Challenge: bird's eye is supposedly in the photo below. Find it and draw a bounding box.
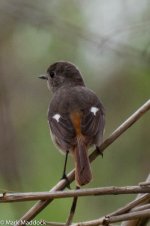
[49,71,55,78]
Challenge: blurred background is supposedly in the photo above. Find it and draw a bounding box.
[0,0,150,223]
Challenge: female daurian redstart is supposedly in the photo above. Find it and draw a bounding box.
[39,61,105,186]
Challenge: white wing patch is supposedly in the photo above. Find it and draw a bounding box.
[52,114,61,122]
[90,106,99,116]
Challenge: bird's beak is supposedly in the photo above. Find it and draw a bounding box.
[38,74,48,80]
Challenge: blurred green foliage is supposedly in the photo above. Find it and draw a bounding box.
[0,0,149,223]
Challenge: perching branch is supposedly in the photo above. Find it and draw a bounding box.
[16,99,150,226]
[1,185,150,203]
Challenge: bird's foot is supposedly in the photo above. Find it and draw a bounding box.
[61,173,71,189]
[96,146,103,158]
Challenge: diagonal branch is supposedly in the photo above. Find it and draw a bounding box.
[16,99,150,226]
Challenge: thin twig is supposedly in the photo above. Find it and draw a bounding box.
[1,186,150,203]
[16,100,150,226]
[139,182,150,187]
[71,193,150,226]
[132,204,150,212]
[66,186,80,226]
[45,210,150,226]
[70,210,150,226]
[46,176,150,226]
[66,196,78,226]
[109,194,150,217]
[45,195,150,226]
[107,209,150,224]
[121,174,150,226]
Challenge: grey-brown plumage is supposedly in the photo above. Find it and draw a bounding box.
[39,61,105,186]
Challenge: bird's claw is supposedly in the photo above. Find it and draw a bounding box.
[61,174,71,189]
[96,146,103,158]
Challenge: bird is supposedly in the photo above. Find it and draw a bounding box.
[39,61,105,187]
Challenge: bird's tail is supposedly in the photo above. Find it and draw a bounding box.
[73,137,92,186]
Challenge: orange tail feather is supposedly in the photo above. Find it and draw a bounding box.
[74,137,92,186]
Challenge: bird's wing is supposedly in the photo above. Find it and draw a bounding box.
[81,103,105,146]
[48,112,76,151]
